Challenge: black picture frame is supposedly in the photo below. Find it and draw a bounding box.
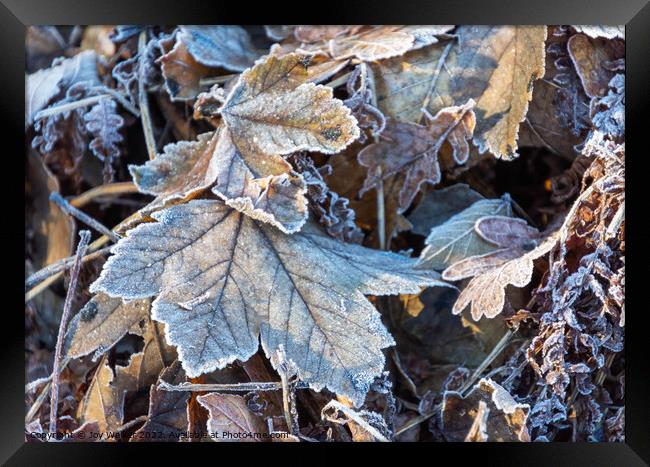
[5,0,648,464]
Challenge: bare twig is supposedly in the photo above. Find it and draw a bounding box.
[158,380,309,392]
[70,182,139,209]
[138,30,157,160]
[49,230,91,435]
[34,95,111,121]
[50,192,121,242]
[25,247,111,291]
[115,415,147,433]
[376,178,386,250]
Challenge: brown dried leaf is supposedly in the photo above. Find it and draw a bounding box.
[372,26,547,159]
[294,26,361,43]
[219,53,360,158]
[567,33,623,98]
[328,27,414,61]
[132,361,189,442]
[358,100,476,211]
[26,151,74,268]
[197,393,267,442]
[64,294,151,359]
[77,357,123,433]
[442,378,530,442]
[447,233,557,320]
[159,39,212,101]
[91,200,446,405]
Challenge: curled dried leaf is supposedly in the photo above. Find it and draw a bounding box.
[197,393,267,442]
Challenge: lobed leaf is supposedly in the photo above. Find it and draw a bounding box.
[91,200,447,405]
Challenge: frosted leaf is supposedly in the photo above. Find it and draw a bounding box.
[567,33,623,99]
[327,27,414,61]
[91,200,447,405]
[129,131,220,201]
[26,50,99,126]
[358,100,476,212]
[197,393,267,441]
[572,25,625,40]
[371,26,547,159]
[159,36,212,101]
[417,196,512,271]
[64,293,151,359]
[448,233,558,320]
[178,26,260,72]
[219,53,360,157]
[209,128,308,234]
[407,184,484,237]
[294,26,361,43]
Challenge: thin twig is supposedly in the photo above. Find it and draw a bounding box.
[376,178,386,250]
[50,192,121,242]
[49,230,91,435]
[325,71,353,89]
[34,94,111,120]
[198,74,239,87]
[138,30,157,161]
[92,86,140,117]
[158,380,309,392]
[25,247,112,291]
[70,182,139,209]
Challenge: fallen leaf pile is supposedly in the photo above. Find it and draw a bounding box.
[25,24,624,443]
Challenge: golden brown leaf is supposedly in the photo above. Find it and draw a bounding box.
[197,393,267,442]
[77,357,123,434]
[372,26,547,159]
[567,33,624,99]
[159,39,212,101]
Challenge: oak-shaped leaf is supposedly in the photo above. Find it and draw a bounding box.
[358,100,476,212]
[218,53,360,158]
[417,196,512,271]
[132,361,189,442]
[91,200,447,405]
[442,378,530,442]
[197,393,267,442]
[443,233,557,321]
[372,26,547,159]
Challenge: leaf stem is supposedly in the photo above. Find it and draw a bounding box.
[138,30,157,161]
[69,182,139,209]
[158,381,309,392]
[49,230,90,435]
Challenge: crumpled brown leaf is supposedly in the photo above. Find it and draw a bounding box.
[91,200,447,405]
[358,100,476,211]
[371,26,547,159]
[442,378,530,442]
[26,151,74,268]
[159,37,212,101]
[197,393,268,442]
